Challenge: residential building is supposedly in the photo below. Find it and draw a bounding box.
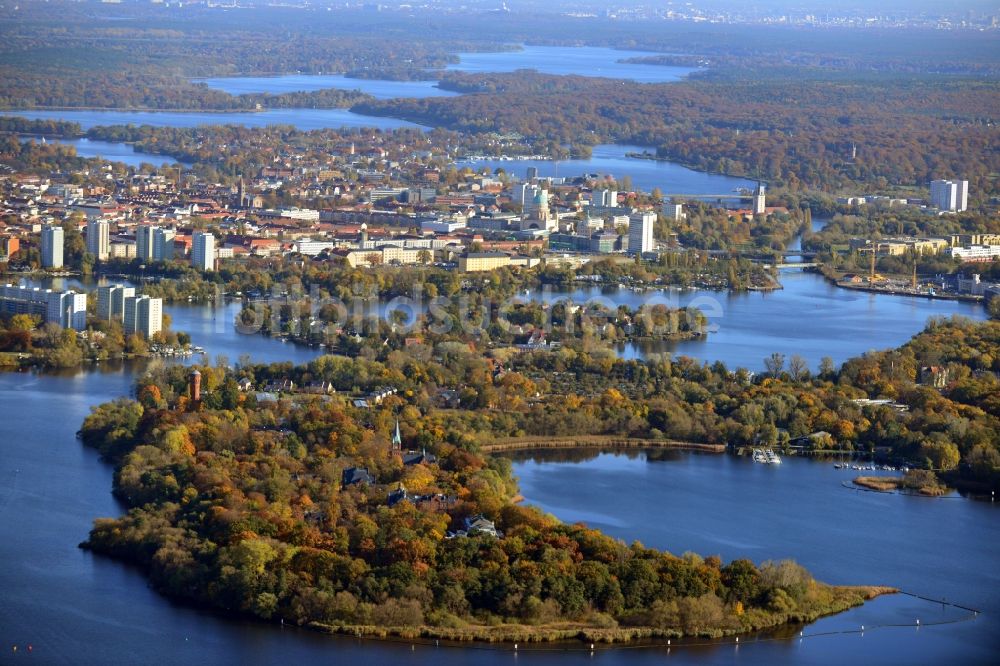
[152,228,176,261]
[0,235,19,260]
[109,241,136,259]
[592,189,618,208]
[950,245,1000,262]
[293,240,336,256]
[849,237,950,257]
[40,225,64,269]
[86,218,110,261]
[0,284,86,330]
[96,284,135,321]
[458,252,512,272]
[930,179,969,212]
[662,203,685,220]
[949,233,1000,247]
[920,366,950,389]
[123,295,163,338]
[420,218,467,234]
[369,187,406,203]
[47,291,88,330]
[191,231,215,271]
[341,246,423,268]
[628,211,656,255]
[135,225,157,261]
[341,467,374,487]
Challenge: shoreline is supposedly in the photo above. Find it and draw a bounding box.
[482,436,725,453]
[814,268,985,304]
[308,585,895,645]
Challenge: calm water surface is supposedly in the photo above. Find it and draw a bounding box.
[445,46,695,82]
[7,108,425,132]
[9,46,691,133]
[535,272,985,371]
[197,74,459,100]
[510,450,999,665]
[198,46,695,99]
[19,136,191,168]
[0,280,994,663]
[458,144,756,197]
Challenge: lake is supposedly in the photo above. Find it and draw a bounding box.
[197,46,695,99]
[25,261,987,373]
[530,272,985,371]
[7,45,694,133]
[196,74,459,100]
[19,135,191,168]
[509,449,999,665]
[445,45,695,82]
[458,144,757,197]
[7,108,425,132]
[0,276,994,664]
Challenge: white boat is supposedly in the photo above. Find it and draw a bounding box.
[752,448,782,464]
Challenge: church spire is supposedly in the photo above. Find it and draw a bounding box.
[392,419,402,451]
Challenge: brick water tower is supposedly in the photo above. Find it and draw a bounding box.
[189,369,201,404]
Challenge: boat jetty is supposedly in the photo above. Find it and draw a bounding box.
[752,448,782,464]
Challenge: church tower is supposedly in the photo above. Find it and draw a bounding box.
[392,419,402,451]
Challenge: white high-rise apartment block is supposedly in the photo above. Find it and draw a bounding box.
[46,291,88,331]
[123,295,162,338]
[86,218,110,261]
[0,284,86,330]
[96,284,136,321]
[41,225,64,269]
[592,190,618,208]
[152,228,176,261]
[662,203,685,220]
[135,225,157,261]
[191,231,215,271]
[930,179,969,212]
[628,211,656,255]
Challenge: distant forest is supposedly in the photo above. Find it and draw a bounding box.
[359,72,1000,197]
[0,2,997,195]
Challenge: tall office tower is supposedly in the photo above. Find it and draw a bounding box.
[628,211,656,256]
[753,183,767,215]
[930,179,969,212]
[152,228,176,261]
[96,284,136,321]
[135,225,158,261]
[191,231,215,271]
[526,166,538,180]
[86,218,110,261]
[41,225,64,269]
[123,295,163,338]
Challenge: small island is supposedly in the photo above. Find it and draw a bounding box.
[854,470,949,496]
